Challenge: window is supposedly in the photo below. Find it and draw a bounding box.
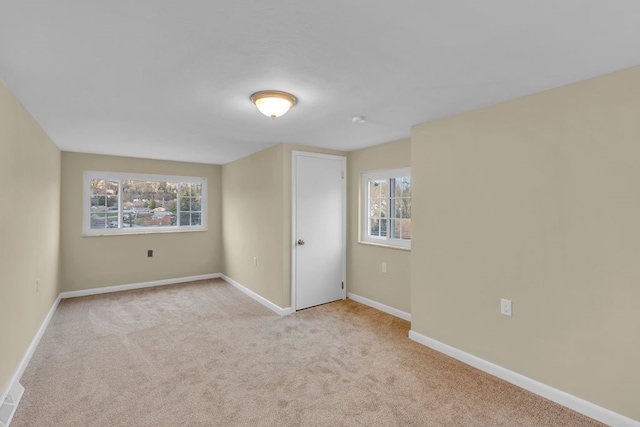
[361,168,411,249]
[83,171,207,236]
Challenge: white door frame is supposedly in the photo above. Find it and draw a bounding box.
[291,150,347,311]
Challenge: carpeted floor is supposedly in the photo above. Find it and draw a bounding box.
[12,279,602,426]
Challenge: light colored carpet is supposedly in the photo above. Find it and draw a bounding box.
[12,279,602,426]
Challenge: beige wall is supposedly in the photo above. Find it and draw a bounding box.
[222,143,344,309]
[222,144,287,306]
[410,66,640,421]
[0,81,61,395]
[347,139,411,313]
[60,152,222,291]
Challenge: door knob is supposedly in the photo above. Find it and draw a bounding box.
[297,239,305,246]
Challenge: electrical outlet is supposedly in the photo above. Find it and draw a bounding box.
[36,279,40,292]
[382,262,387,273]
[253,257,257,267]
[500,298,512,316]
[147,250,153,257]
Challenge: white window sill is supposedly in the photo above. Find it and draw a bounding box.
[82,227,207,237]
[357,240,411,251]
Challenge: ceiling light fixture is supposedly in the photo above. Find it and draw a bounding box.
[251,90,297,119]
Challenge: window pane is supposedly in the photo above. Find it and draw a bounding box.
[192,197,202,212]
[191,183,202,198]
[190,212,202,226]
[369,202,379,218]
[90,179,106,229]
[121,179,177,228]
[378,181,388,197]
[368,179,391,238]
[402,198,411,219]
[180,212,191,226]
[394,199,402,219]
[165,183,178,205]
[395,176,411,196]
[369,180,387,198]
[380,197,388,218]
[122,212,135,228]
[370,218,388,237]
[395,198,412,219]
[178,182,203,227]
[369,218,379,237]
[106,180,119,225]
[397,218,411,240]
[150,210,174,227]
[90,179,119,229]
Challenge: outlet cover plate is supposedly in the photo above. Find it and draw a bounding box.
[501,298,512,316]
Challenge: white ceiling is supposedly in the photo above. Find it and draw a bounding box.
[1,1,639,165]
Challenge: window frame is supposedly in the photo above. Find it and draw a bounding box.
[82,171,207,236]
[360,167,411,249]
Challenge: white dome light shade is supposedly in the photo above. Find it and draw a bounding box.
[251,91,297,119]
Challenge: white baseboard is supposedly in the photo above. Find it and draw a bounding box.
[348,293,411,322]
[0,380,24,427]
[1,272,290,426]
[408,330,639,427]
[0,293,61,425]
[1,273,223,410]
[59,273,222,299]
[221,275,294,316]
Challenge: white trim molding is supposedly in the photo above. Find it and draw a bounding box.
[0,381,24,427]
[3,275,224,418]
[59,273,221,299]
[348,293,411,322]
[0,293,61,426]
[1,272,290,426]
[59,274,295,318]
[222,275,294,316]
[409,330,640,427]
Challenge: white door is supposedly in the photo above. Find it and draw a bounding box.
[293,151,346,310]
